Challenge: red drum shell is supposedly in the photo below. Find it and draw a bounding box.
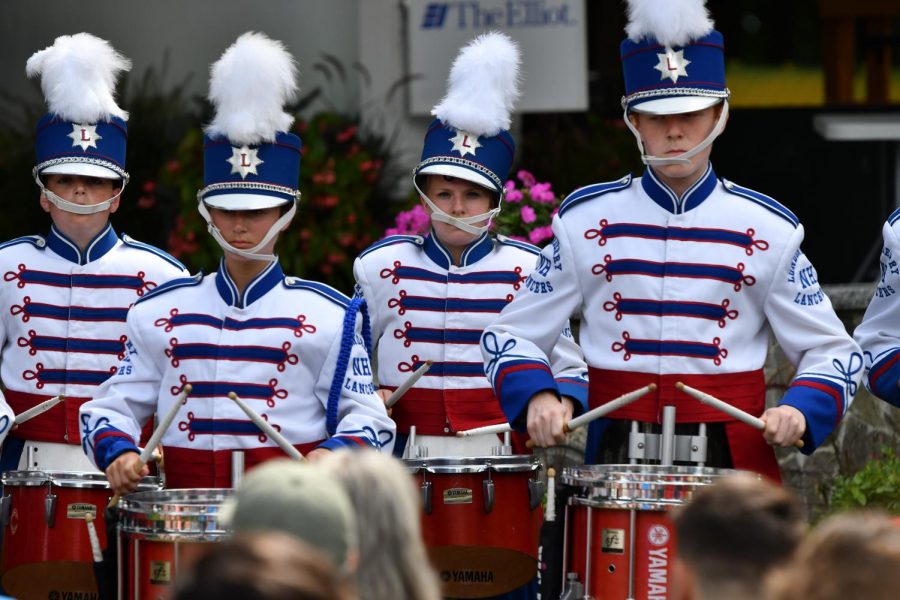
[0,470,160,599]
[562,465,741,600]
[407,455,542,598]
[117,488,233,600]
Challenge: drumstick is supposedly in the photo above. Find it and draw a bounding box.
[85,513,103,562]
[545,467,557,522]
[456,422,512,437]
[108,384,192,508]
[14,395,64,425]
[525,383,657,448]
[228,392,304,461]
[676,382,804,449]
[385,360,433,408]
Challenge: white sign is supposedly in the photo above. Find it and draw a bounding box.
[405,0,588,115]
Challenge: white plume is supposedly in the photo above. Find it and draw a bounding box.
[26,33,131,122]
[432,31,521,137]
[625,0,714,47]
[206,32,298,145]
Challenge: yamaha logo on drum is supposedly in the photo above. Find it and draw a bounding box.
[441,569,496,584]
[47,591,98,600]
[443,487,473,504]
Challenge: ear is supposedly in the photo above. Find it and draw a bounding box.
[39,191,52,214]
[108,196,121,215]
[627,111,641,130]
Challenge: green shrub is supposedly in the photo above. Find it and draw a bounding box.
[828,447,900,515]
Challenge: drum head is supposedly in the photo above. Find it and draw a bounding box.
[404,455,541,475]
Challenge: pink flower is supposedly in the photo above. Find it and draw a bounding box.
[528,226,554,244]
[530,182,556,203]
[517,170,536,187]
[505,181,523,202]
[520,205,536,224]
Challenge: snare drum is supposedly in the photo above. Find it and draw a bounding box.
[0,470,160,599]
[406,455,543,598]
[118,488,233,600]
[561,465,737,600]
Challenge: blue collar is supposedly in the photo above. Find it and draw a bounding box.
[641,163,718,214]
[215,258,284,308]
[422,229,494,269]
[46,223,118,265]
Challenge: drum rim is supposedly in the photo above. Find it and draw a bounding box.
[560,464,744,486]
[403,454,541,474]
[1,469,160,490]
[118,488,234,513]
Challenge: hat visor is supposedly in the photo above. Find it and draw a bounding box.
[630,96,723,115]
[202,193,291,211]
[41,162,123,180]
[417,164,497,194]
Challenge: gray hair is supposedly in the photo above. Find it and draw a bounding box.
[320,449,441,600]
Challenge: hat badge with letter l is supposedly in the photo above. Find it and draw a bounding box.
[415,31,521,196]
[620,0,729,115]
[199,31,301,211]
[27,33,131,181]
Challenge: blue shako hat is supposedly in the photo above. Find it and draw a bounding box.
[416,119,515,195]
[414,31,521,196]
[198,32,301,211]
[27,33,132,180]
[200,131,301,209]
[620,0,729,115]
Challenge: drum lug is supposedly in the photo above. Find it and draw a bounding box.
[0,494,10,528]
[45,492,58,528]
[528,477,544,511]
[483,479,494,514]
[420,480,433,515]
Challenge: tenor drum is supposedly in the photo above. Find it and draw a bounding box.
[407,455,543,598]
[0,470,160,599]
[117,488,233,600]
[561,465,738,600]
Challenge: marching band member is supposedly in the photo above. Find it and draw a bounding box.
[853,215,900,408]
[354,32,588,458]
[80,32,394,493]
[480,0,861,480]
[0,34,188,472]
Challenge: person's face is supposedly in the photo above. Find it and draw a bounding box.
[39,173,120,230]
[628,104,723,184]
[422,175,494,250]
[209,206,285,261]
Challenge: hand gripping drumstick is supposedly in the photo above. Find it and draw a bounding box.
[14,395,65,425]
[518,384,658,448]
[385,360,433,409]
[675,382,804,449]
[228,392,304,461]
[108,384,192,508]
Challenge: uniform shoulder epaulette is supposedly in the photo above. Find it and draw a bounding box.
[496,235,540,255]
[888,206,900,227]
[135,272,203,305]
[358,235,424,259]
[121,234,187,270]
[558,175,632,217]
[722,179,799,228]
[0,235,46,252]
[283,277,350,309]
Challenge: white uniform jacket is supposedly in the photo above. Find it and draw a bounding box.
[354,231,588,437]
[0,224,187,456]
[80,258,395,488]
[481,166,861,475]
[853,210,900,407]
